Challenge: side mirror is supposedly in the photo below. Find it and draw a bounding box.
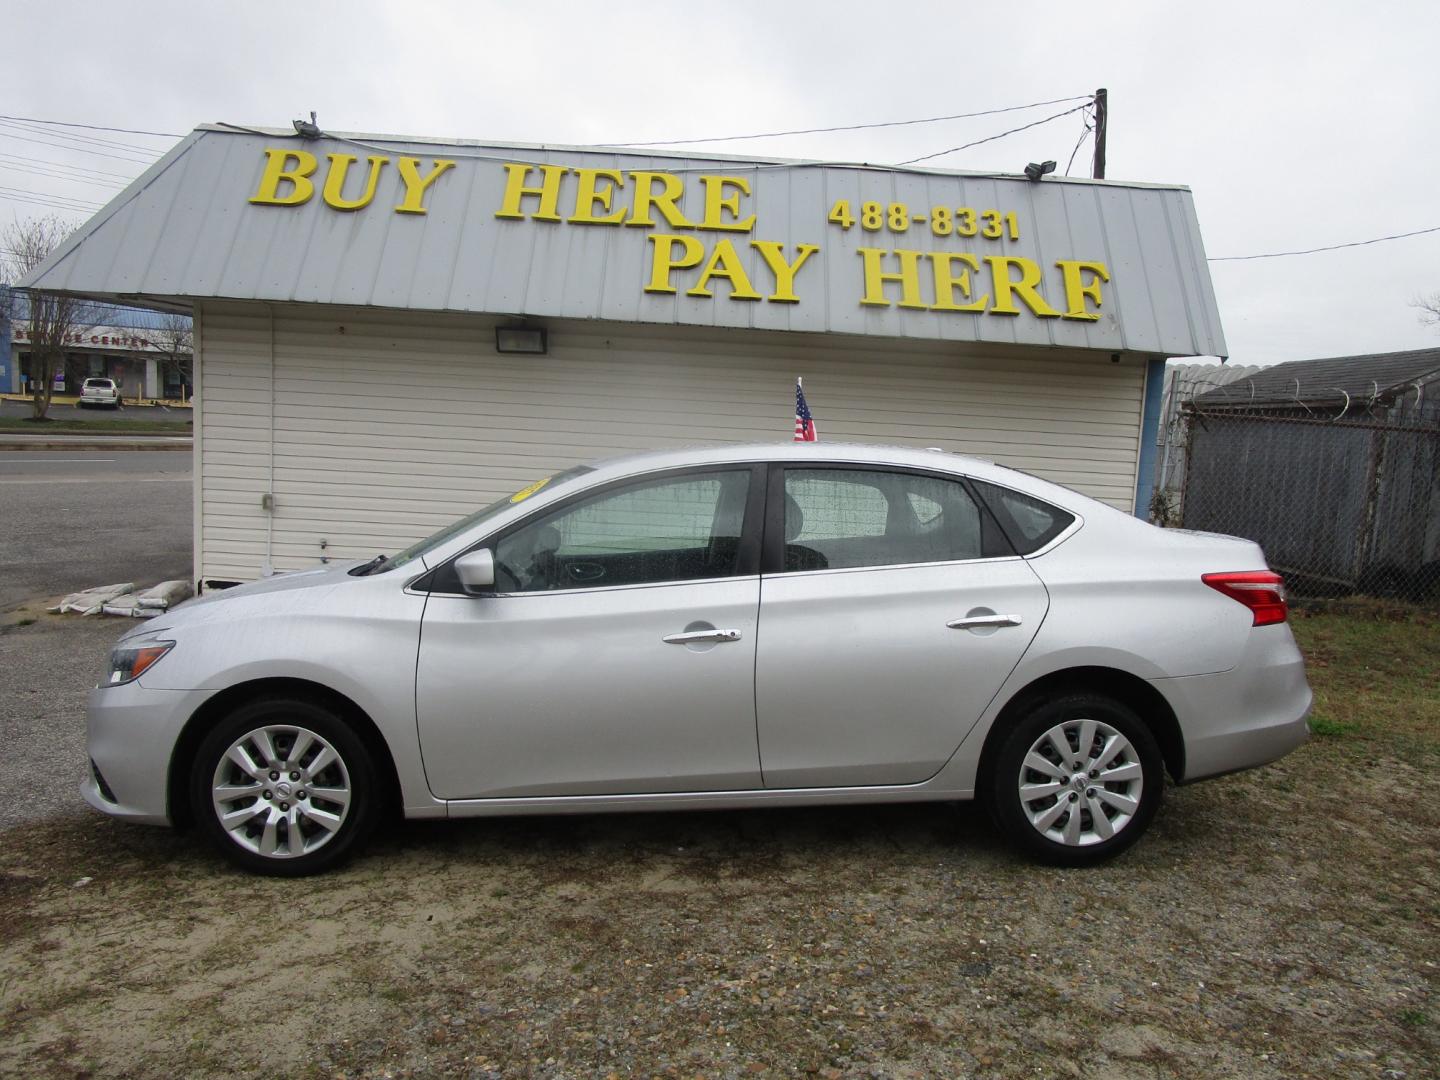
[454,549,496,595]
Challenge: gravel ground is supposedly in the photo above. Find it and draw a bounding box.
[0,609,1435,1079]
[0,615,123,829]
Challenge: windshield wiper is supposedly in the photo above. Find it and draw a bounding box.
[351,553,389,576]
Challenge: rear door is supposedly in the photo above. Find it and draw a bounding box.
[754,465,1050,789]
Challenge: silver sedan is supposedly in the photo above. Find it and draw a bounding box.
[84,443,1312,875]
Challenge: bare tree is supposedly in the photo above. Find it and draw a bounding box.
[1414,292,1440,330]
[0,216,103,420]
[144,312,194,400]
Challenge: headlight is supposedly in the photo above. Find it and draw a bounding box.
[107,640,175,686]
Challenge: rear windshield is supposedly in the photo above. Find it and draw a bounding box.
[84,379,114,388]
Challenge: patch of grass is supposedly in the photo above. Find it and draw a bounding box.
[0,416,191,435]
[1289,607,1440,761]
[1398,1008,1428,1028]
[1307,716,1356,737]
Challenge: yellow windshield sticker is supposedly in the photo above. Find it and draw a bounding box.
[509,477,551,504]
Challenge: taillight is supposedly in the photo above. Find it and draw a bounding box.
[1202,571,1288,626]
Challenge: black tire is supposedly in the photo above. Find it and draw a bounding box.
[189,697,379,876]
[985,692,1163,866]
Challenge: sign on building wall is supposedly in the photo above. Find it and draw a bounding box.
[25,128,1227,357]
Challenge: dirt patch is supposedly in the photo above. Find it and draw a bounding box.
[0,615,1436,1078]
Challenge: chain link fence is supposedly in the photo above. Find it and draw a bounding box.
[1159,387,1440,603]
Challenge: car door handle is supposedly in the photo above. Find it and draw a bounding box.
[662,629,743,644]
[947,614,1023,630]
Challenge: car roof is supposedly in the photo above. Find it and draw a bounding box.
[575,442,1117,518]
[582,441,987,473]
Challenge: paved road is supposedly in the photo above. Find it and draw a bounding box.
[1,399,192,423]
[0,450,193,610]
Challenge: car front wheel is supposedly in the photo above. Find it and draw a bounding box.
[986,693,1163,866]
[189,698,379,876]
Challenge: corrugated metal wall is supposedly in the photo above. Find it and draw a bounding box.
[197,300,1146,583]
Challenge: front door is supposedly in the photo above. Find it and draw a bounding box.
[416,466,764,799]
[755,466,1050,789]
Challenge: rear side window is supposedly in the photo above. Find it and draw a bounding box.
[782,468,1002,571]
[970,480,1076,555]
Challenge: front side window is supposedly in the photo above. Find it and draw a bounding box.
[381,465,594,574]
[782,468,993,571]
[493,469,751,591]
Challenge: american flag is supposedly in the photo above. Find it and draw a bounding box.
[793,378,817,442]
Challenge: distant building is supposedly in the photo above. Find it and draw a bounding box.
[4,297,192,400]
[1190,347,1440,416]
[0,285,10,395]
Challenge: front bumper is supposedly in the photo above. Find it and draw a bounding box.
[1151,624,1313,783]
[82,681,213,825]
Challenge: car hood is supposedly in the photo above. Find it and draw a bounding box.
[118,561,367,640]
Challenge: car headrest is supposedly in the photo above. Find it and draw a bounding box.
[784,495,804,543]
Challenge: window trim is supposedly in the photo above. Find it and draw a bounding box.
[761,463,1017,576]
[417,463,768,597]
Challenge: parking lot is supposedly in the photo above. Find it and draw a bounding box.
[0,456,1435,1078]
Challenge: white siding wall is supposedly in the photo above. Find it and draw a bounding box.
[197,300,1146,584]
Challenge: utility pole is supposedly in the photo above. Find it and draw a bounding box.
[1092,88,1108,180]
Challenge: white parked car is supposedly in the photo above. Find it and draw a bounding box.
[78,377,121,408]
[84,444,1312,875]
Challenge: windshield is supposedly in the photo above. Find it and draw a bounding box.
[378,465,594,573]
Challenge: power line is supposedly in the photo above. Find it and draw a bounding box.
[0,191,94,214]
[1064,113,1094,177]
[0,117,166,155]
[0,113,182,139]
[897,103,1092,166]
[0,129,160,164]
[1209,225,1440,261]
[0,184,101,206]
[0,163,126,189]
[0,151,136,181]
[601,95,1094,147]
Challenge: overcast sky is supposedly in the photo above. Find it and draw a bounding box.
[3,0,1436,366]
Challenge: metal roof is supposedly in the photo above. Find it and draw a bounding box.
[5,293,188,330]
[1192,348,1440,408]
[20,125,1227,357]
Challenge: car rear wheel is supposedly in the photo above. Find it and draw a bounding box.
[986,693,1163,866]
[189,698,378,876]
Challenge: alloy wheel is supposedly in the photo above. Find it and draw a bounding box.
[1017,718,1144,847]
[210,724,353,858]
